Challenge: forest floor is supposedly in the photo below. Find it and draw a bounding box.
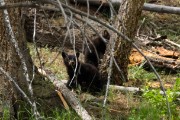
[28,0,180,119]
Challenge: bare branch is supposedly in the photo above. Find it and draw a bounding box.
[38,69,92,120]
[102,37,115,118]
[0,67,33,106]
[143,3,180,15]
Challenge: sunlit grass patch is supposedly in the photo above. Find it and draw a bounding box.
[28,43,68,80]
[128,65,156,83]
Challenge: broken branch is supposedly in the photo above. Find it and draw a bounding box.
[38,69,92,120]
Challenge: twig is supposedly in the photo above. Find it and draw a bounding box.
[57,0,68,25]
[56,90,69,110]
[94,1,104,16]
[102,34,116,119]
[137,17,146,37]
[112,57,126,82]
[164,39,180,50]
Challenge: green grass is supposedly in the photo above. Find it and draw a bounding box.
[128,65,156,82]
[2,106,10,120]
[16,99,80,120]
[128,92,179,120]
[46,109,80,120]
[141,10,180,44]
[128,64,180,120]
[128,78,180,120]
[18,108,80,120]
[28,43,68,80]
[128,101,163,120]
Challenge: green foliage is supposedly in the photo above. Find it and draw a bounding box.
[129,65,156,82]
[46,109,80,120]
[17,102,35,120]
[17,103,80,120]
[157,28,180,42]
[2,107,10,120]
[174,78,180,91]
[129,78,180,120]
[128,102,162,120]
[143,89,175,116]
[177,71,180,78]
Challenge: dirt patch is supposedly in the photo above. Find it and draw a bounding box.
[79,92,139,119]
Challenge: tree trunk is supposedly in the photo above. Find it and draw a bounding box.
[100,0,145,85]
[0,0,62,119]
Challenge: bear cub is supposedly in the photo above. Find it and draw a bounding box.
[84,30,110,68]
[62,51,103,93]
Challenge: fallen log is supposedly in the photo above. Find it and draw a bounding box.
[146,35,180,50]
[108,85,180,96]
[60,80,180,99]
[38,69,92,120]
[143,3,180,15]
[70,0,180,15]
[56,90,70,110]
[109,85,140,93]
[145,56,180,71]
[129,47,180,71]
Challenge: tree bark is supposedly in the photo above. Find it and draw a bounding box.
[113,0,145,84]
[100,0,145,85]
[0,0,62,119]
[0,1,21,119]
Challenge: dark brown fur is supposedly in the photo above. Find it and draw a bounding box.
[62,52,103,93]
[84,30,110,68]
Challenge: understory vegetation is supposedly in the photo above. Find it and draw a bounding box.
[28,40,180,120]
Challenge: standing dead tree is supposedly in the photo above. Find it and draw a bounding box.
[99,0,145,115]
[98,0,145,86]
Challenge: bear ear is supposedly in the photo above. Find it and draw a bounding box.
[103,30,110,39]
[103,30,108,35]
[76,52,80,58]
[62,51,67,58]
